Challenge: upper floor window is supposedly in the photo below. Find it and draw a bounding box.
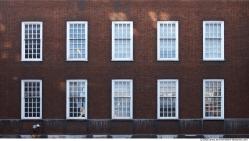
[112,79,133,119]
[112,21,133,61]
[203,79,224,119]
[67,21,88,61]
[21,22,43,61]
[157,21,179,61]
[21,80,42,119]
[66,80,87,119]
[157,79,179,119]
[203,21,224,61]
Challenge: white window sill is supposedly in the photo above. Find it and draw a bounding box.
[203,58,225,61]
[66,59,88,61]
[157,117,179,120]
[111,117,133,120]
[203,117,224,120]
[111,59,134,61]
[21,117,42,120]
[66,117,88,120]
[157,58,179,61]
[21,59,43,62]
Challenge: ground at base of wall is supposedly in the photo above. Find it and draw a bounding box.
[0,134,249,138]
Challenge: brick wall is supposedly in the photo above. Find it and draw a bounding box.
[0,0,248,135]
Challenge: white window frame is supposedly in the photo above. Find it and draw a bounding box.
[21,21,43,61]
[66,21,88,61]
[21,80,42,119]
[203,21,224,61]
[112,79,133,119]
[157,21,179,61]
[203,79,224,120]
[157,79,179,119]
[66,79,88,120]
[112,21,133,61]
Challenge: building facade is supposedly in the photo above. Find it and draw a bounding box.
[0,0,249,138]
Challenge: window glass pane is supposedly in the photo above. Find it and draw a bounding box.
[158,80,177,118]
[113,22,132,59]
[204,80,223,118]
[68,80,87,118]
[23,80,41,118]
[204,22,223,59]
[23,22,42,60]
[68,22,87,60]
[113,80,132,118]
[159,22,177,59]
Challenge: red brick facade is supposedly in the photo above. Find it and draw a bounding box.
[0,0,248,138]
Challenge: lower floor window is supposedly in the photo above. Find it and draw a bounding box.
[19,79,225,120]
[21,80,42,119]
[112,79,133,119]
[203,79,224,119]
[157,79,178,119]
[66,80,87,119]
